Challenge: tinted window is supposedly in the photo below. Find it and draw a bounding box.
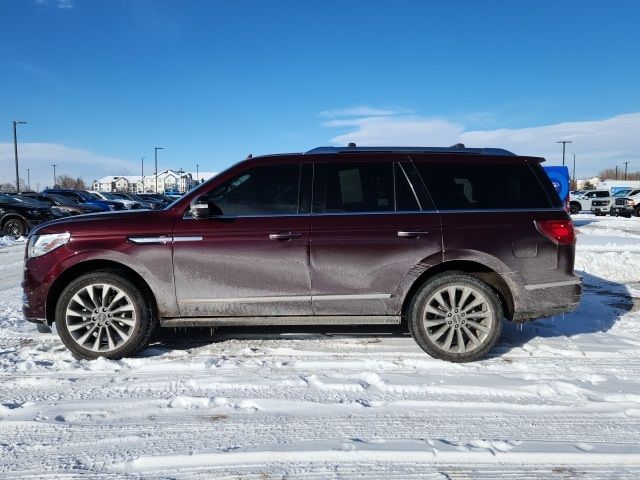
[395,163,421,211]
[206,164,300,216]
[416,162,553,210]
[596,191,609,198]
[313,163,394,213]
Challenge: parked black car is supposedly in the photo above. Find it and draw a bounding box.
[0,192,56,237]
[21,192,103,216]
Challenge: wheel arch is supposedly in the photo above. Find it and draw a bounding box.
[46,259,158,325]
[400,260,515,325]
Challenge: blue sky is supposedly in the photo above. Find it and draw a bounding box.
[1,0,639,187]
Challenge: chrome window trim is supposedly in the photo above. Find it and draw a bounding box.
[181,207,564,220]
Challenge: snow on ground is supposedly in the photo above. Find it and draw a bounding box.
[1,215,640,478]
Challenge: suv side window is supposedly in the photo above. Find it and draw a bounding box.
[313,162,395,213]
[415,162,553,210]
[206,164,300,216]
[596,191,609,198]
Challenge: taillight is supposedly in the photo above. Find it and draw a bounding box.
[535,219,576,245]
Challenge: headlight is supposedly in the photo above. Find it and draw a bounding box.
[27,209,41,216]
[108,205,115,211]
[28,232,71,258]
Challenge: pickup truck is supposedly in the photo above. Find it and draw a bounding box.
[611,190,640,217]
[590,189,636,216]
[569,190,610,215]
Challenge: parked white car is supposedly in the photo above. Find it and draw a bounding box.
[569,190,610,215]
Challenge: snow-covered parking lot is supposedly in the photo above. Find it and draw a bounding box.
[2,214,640,479]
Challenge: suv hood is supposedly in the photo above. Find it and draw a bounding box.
[29,209,160,237]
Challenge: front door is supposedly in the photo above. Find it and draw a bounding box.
[310,157,443,316]
[172,162,312,317]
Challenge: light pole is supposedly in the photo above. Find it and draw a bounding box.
[196,163,199,184]
[27,168,30,191]
[141,156,146,192]
[624,161,629,180]
[615,165,619,180]
[571,154,576,190]
[52,164,57,188]
[556,140,573,166]
[13,120,27,193]
[154,147,163,193]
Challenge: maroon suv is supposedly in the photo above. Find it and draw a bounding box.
[22,145,582,362]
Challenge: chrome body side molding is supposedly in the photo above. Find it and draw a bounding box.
[160,315,401,327]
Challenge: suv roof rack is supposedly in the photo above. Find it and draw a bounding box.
[304,144,516,156]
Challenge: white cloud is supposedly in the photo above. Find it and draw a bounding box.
[35,0,74,9]
[322,109,640,177]
[0,143,138,190]
[319,106,410,118]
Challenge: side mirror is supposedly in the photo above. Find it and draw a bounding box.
[190,195,210,219]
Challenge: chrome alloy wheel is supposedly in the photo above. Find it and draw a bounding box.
[65,283,137,352]
[422,285,494,354]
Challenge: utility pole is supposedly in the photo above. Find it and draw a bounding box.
[52,164,57,188]
[154,147,163,193]
[13,120,27,193]
[556,140,573,166]
[624,161,629,180]
[141,156,146,192]
[27,168,30,191]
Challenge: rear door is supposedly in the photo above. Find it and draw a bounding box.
[309,155,442,316]
[411,155,565,288]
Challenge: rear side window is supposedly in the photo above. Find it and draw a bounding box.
[415,162,555,210]
[313,163,394,213]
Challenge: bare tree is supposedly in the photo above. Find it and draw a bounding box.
[598,168,640,181]
[55,175,86,190]
[583,181,596,190]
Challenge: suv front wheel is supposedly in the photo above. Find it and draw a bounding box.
[407,272,503,362]
[55,270,156,360]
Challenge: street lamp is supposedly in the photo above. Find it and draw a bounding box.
[52,164,57,188]
[615,165,619,180]
[624,161,629,180]
[571,154,576,190]
[154,147,163,193]
[141,156,146,192]
[13,120,27,193]
[556,140,573,166]
[196,163,199,184]
[27,168,30,191]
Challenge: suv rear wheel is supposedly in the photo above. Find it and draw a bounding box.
[407,272,503,362]
[569,203,581,215]
[55,271,156,360]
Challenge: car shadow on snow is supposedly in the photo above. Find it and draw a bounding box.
[138,271,635,358]
[497,271,636,351]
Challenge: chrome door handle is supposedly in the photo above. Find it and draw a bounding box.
[269,232,302,240]
[397,231,429,238]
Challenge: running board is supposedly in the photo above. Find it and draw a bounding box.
[160,315,401,327]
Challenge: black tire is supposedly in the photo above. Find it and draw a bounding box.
[634,207,640,217]
[55,270,157,360]
[569,203,580,215]
[407,271,503,362]
[3,218,26,238]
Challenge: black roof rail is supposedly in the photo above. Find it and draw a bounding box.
[304,145,516,156]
